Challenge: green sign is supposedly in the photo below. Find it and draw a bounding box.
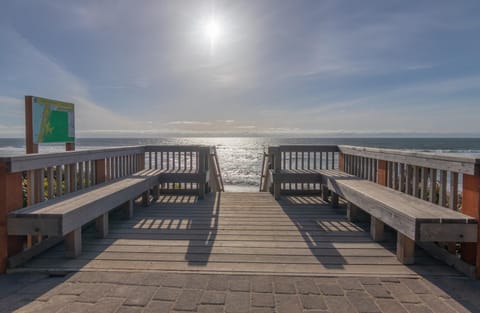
[32,97,75,144]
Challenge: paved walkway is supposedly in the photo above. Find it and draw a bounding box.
[1,271,479,313]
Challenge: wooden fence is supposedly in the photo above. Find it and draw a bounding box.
[0,145,222,273]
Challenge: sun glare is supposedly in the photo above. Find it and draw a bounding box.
[204,16,223,54]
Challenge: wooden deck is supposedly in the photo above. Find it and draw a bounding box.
[17,192,461,277]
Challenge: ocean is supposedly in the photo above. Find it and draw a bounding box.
[1,137,480,191]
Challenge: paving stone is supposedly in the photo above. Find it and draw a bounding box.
[56,301,93,313]
[70,272,127,284]
[174,289,203,311]
[317,283,344,296]
[24,295,78,313]
[364,284,393,299]
[401,279,430,294]
[418,294,457,313]
[251,293,274,308]
[346,290,381,313]
[252,277,273,293]
[162,274,187,288]
[86,297,124,313]
[381,277,401,283]
[337,277,364,291]
[250,308,275,313]
[124,272,164,286]
[324,295,356,313]
[229,278,250,292]
[11,300,46,313]
[185,274,209,289]
[143,300,174,312]
[300,294,327,310]
[207,276,229,291]
[359,277,381,285]
[442,298,475,313]
[314,277,338,284]
[201,291,226,305]
[77,283,114,303]
[275,294,302,313]
[402,303,434,313]
[376,299,409,313]
[115,306,144,313]
[153,287,180,301]
[274,278,297,294]
[58,283,88,296]
[295,278,319,294]
[106,285,157,307]
[419,278,451,299]
[226,292,250,313]
[198,304,225,313]
[384,282,422,304]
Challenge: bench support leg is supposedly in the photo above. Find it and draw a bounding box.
[199,182,205,200]
[347,202,359,222]
[331,193,339,208]
[321,185,329,202]
[65,228,82,258]
[370,216,384,241]
[123,200,134,219]
[274,182,281,200]
[153,185,160,201]
[397,232,415,264]
[142,191,150,206]
[96,213,109,239]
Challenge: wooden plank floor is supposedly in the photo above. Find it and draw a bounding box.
[19,192,461,277]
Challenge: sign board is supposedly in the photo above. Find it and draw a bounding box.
[31,97,75,144]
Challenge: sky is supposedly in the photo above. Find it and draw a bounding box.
[1,0,480,137]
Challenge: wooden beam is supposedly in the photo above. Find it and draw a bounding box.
[346,202,359,222]
[397,232,415,264]
[0,162,24,273]
[461,173,480,278]
[123,200,134,219]
[65,228,81,258]
[370,216,385,241]
[331,193,339,208]
[95,213,109,239]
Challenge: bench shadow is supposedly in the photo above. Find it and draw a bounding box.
[276,195,366,269]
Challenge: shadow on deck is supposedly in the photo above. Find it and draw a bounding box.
[13,192,459,277]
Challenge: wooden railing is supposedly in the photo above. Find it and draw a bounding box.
[0,144,223,273]
[339,145,480,277]
[260,145,339,193]
[338,145,479,210]
[261,144,480,277]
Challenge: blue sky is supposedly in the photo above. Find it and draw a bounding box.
[1,0,480,137]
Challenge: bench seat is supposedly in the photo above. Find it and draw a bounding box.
[7,169,165,257]
[318,170,477,243]
[271,168,478,264]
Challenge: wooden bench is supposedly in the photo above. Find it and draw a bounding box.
[317,169,478,264]
[7,168,164,258]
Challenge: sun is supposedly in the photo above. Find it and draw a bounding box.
[204,16,223,54]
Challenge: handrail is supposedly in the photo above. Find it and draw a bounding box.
[338,145,480,175]
[1,146,146,173]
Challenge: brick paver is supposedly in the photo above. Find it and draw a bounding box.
[0,272,478,313]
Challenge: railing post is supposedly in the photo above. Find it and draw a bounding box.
[461,171,480,278]
[271,147,281,200]
[377,160,387,186]
[338,152,344,171]
[0,161,24,273]
[198,148,206,199]
[95,159,106,184]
